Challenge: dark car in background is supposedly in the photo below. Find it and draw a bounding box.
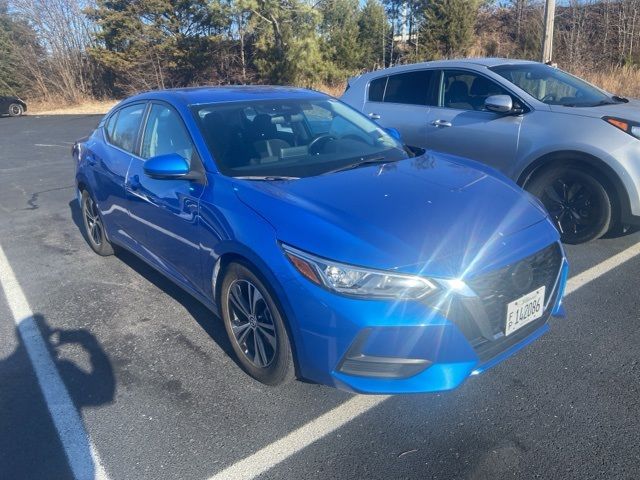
[0,96,27,117]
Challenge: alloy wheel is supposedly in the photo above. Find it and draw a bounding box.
[227,279,278,368]
[541,178,602,242]
[84,195,103,247]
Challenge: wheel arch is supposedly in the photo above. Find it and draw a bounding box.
[517,150,631,223]
[211,247,303,376]
[76,179,89,194]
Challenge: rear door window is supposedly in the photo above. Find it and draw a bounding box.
[368,76,387,102]
[109,103,145,153]
[383,70,439,106]
[104,112,118,142]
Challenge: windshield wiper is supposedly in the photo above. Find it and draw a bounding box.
[326,156,396,174]
[593,100,619,106]
[234,175,300,181]
[612,95,629,103]
[562,100,615,107]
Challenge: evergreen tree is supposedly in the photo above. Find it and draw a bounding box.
[241,0,327,86]
[420,0,479,59]
[358,0,389,69]
[0,1,38,96]
[0,11,19,95]
[319,0,362,81]
[88,0,231,94]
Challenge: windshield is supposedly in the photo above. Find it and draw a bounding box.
[192,98,407,178]
[490,64,616,107]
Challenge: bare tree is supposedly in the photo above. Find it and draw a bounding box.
[9,0,97,101]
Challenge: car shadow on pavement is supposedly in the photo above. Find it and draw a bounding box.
[113,246,239,362]
[68,199,239,365]
[602,224,640,239]
[0,314,115,479]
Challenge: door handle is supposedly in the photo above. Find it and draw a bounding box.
[368,113,381,120]
[129,174,141,191]
[431,119,452,128]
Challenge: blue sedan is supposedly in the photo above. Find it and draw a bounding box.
[73,86,568,394]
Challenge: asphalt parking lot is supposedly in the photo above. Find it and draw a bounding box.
[1,114,639,480]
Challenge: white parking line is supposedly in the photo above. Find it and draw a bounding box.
[207,394,389,480]
[0,244,110,480]
[1,220,638,480]
[565,241,640,295]
[208,240,640,480]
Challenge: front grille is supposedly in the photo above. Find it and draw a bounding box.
[455,242,563,362]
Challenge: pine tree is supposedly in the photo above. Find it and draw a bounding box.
[420,0,479,59]
[241,0,327,86]
[358,0,389,70]
[320,0,362,81]
[0,1,38,96]
[88,0,231,94]
[0,13,19,95]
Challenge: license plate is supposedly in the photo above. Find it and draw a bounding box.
[505,286,546,336]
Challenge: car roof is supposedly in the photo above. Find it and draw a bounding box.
[350,57,539,82]
[122,85,328,107]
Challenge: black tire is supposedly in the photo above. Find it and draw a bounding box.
[526,165,612,244]
[81,190,114,256]
[8,103,24,117]
[220,262,295,386]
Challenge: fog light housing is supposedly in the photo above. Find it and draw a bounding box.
[337,330,432,378]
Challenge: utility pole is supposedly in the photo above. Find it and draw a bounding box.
[541,0,556,63]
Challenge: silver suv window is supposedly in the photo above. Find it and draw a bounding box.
[442,70,513,111]
[368,70,439,106]
[491,63,618,107]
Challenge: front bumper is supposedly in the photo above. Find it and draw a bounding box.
[283,244,568,395]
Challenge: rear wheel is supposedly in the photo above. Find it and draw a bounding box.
[8,103,24,117]
[220,262,295,386]
[526,165,612,244]
[81,190,113,256]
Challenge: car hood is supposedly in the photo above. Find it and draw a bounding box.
[549,99,640,120]
[233,153,553,278]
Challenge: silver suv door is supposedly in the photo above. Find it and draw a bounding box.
[424,69,524,175]
[362,70,439,148]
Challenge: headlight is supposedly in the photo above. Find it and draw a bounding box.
[282,244,437,299]
[603,116,640,139]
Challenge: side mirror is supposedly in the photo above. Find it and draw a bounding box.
[485,95,513,114]
[143,153,190,179]
[385,127,403,142]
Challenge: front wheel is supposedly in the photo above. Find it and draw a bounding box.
[220,262,295,386]
[526,166,612,244]
[81,190,113,256]
[8,103,24,117]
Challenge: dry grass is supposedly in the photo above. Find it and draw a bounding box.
[28,98,119,115]
[22,65,640,116]
[314,83,348,97]
[575,65,640,98]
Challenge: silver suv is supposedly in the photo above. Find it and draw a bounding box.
[341,58,640,243]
